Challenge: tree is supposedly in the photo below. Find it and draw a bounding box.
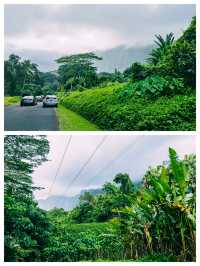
[103,182,119,195]
[114,173,134,194]
[56,52,102,91]
[131,62,147,81]
[4,136,51,262]
[40,72,59,92]
[147,33,174,65]
[79,191,96,206]
[4,54,21,96]
[148,17,196,89]
[4,55,42,96]
[161,17,196,88]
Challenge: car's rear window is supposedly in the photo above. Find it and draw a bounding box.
[46,97,57,100]
[24,96,33,99]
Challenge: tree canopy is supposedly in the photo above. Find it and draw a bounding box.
[4,136,50,262]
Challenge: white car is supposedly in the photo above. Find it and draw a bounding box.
[20,96,37,106]
[43,95,58,107]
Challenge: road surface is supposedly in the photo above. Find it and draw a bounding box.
[5,102,59,131]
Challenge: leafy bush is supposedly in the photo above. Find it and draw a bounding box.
[59,83,195,131]
[124,76,185,98]
[42,222,122,262]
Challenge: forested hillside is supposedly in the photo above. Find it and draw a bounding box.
[4,136,196,262]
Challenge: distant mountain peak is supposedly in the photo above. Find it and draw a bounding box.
[95,44,153,73]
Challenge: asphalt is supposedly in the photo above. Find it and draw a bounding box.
[4,102,59,131]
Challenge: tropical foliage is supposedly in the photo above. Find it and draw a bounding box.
[4,136,50,261]
[147,32,174,65]
[4,17,195,130]
[59,83,195,131]
[58,17,195,130]
[56,52,102,91]
[4,55,59,96]
[4,136,196,262]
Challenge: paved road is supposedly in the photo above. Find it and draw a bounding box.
[5,102,59,131]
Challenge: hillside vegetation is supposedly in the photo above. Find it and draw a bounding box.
[59,82,195,131]
[5,136,196,262]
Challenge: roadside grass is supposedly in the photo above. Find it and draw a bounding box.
[4,96,20,106]
[56,104,100,131]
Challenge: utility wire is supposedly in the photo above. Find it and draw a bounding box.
[86,136,141,187]
[47,135,72,196]
[59,135,108,204]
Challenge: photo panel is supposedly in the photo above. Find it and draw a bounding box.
[4,4,196,131]
[4,134,196,262]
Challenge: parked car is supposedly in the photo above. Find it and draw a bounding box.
[43,95,58,107]
[20,96,37,106]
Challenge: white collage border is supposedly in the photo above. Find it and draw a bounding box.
[0,0,199,265]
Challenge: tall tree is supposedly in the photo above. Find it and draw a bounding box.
[4,136,50,262]
[147,33,174,65]
[56,52,102,91]
[114,173,134,194]
[4,55,42,96]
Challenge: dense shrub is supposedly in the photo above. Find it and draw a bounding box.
[118,76,186,99]
[42,222,123,262]
[59,83,195,131]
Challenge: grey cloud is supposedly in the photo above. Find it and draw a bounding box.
[32,135,195,199]
[5,5,195,36]
[4,4,195,71]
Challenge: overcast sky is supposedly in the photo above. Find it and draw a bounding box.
[32,135,195,200]
[4,4,195,71]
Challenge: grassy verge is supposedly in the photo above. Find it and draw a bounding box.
[4,96,20,106]
[56,104,99,131]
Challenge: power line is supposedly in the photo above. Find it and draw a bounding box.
[59,135,108,204]
[47,135,72,196]
[86,136,141,187]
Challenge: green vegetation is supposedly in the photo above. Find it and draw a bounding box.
[58,17,195,131]
[60,83,195,131]
[4,96,20,106]
[5,136,196,262]
[4,17,196,131]
[56,52,102,91]
[56,105,99,131]
[4,55,58,96]
[4,136,50,262]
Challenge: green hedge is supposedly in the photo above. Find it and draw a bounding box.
[4,96,20,106]
[60,83,195,131]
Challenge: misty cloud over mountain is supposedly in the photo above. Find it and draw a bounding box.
[5,4,195,72]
